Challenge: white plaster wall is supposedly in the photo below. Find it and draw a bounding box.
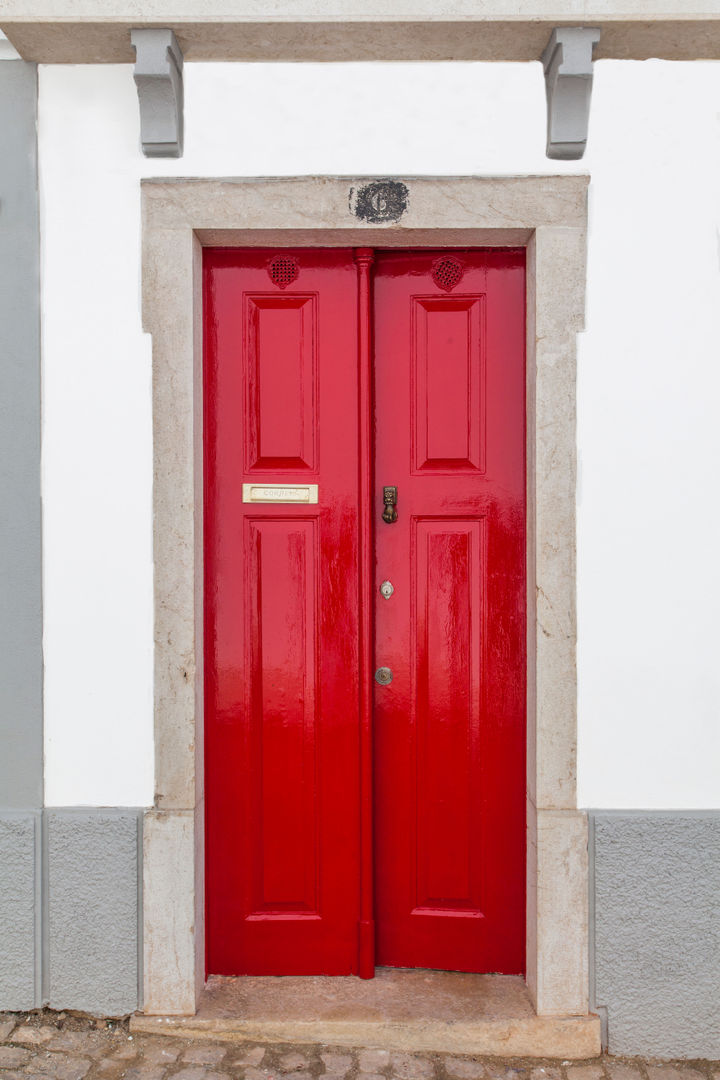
[38,59,720,808]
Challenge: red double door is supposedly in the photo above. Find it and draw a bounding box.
[204,248,526,978]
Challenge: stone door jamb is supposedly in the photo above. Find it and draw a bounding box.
[140,175,590,1017]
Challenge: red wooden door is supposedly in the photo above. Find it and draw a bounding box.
[373,250,526,974]
[204,249,362,975]
[204,247,525,977]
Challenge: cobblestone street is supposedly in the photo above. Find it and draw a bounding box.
[0,1015,718,1080]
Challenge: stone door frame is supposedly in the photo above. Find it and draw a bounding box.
[141,175,590,1017]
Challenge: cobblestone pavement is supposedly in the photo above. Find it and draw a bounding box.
[0,1014,718,1080]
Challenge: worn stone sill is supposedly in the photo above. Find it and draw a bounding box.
[131,971,602,1059]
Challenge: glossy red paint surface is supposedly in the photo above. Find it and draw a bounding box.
[204,249,362,974]
[204,247,526,977]
[373,251,526,973]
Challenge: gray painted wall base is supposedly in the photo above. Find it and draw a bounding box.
[46,809,143,1016]
[0,811,41,1009]
[0,809,142,1016]
[590,811,720,1059]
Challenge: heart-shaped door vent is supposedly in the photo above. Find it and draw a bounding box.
[432,256,464,292]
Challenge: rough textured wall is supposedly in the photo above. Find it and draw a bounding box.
[591,812,720,1058]
[46,809,142,1016]
[0,813,41,1009]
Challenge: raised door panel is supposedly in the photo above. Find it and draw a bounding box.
[245,294,317,472]
[413,518,485,917]
[413,297,485,473]
[246,518,319,918]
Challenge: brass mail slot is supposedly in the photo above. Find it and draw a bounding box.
[242,483,319,504]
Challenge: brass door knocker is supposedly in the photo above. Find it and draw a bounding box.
[382,486,398,524]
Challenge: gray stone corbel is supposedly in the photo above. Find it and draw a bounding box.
[542,27,600,161]
[131,28,183,158]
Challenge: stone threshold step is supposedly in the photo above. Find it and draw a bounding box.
[131,970,601,1059]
